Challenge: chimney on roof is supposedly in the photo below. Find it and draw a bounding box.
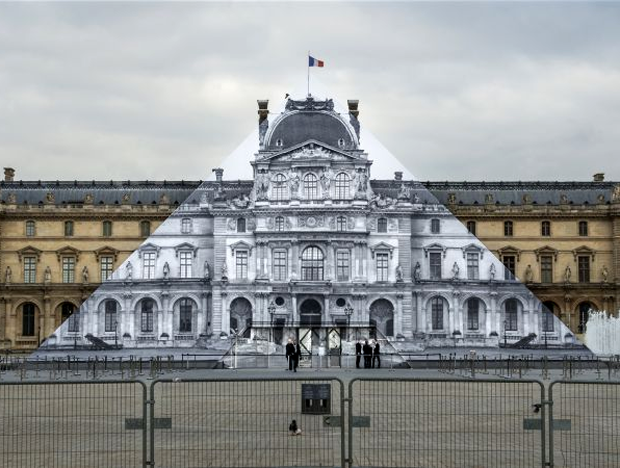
[347,100,359,119]
[4,167,15,182]
[212,168,224,183]
[394,171,403,181]
[257,100,269,125]
[593,173,605,182]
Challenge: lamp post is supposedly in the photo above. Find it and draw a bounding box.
[344,304,353,341]
[503,319,507,348]
[114,320,118,349]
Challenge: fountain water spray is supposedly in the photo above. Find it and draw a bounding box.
[585,310,620,356]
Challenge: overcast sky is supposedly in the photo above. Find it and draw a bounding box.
[1,2,620,182]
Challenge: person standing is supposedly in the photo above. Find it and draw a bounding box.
[355,340,362,368]
[372,340,381,369]
[293,340,301,372]
[363,340,372,368]
[285,338,295,371]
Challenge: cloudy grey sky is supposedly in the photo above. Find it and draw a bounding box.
[1,2,620,182]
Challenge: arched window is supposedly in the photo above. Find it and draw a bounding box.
[64,220,74,237]
[140,220,151,237]
[237,218,246,233]
[336,216,347,232]
[181,218,192,234]
[22,302,36,336]
[431,297,444,330]
[303,173,319,200]
[378,218,388,233]
[466,221,476,236]
[272,173,288,201]
[301,246,324,281]
[61,302,78,333]
[141,299,154,333]
[25,220,36,237]
[275,216,285,231]
[542,302,556,332]
[102,220,113,237]
[578,302,592,333]
[179,298,193,333]
[334,173,350,199]
[505,298,518,331]
[467,298,479,330]
[104,300,118,333]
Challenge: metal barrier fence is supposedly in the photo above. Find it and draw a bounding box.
[151,378,345,468]
[349,378,545,468]
[1,378,619,467]
[0,380,147,468]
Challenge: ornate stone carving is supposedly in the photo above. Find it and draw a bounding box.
[564,265,572,283]
[82,266,89,284]
[159,193,170,205]
[163,262,170,279]
[412,262,421,282]
[45,192,55,204]
[369,193,394,208]
[204,261,211,281]
[451,262,460,280]
[4,266,11,285]
[125,261,132,280]
[259,118,269,146]
[601,265,609,283]
[613,185,620,203]
[84,193,94,204]
[355,169,368,199]
[227,218,236,231]
[524,264,533,283]
[44,266,52,284]
[366,218,377,231]
[396,264,404,282]
[247,219,256,231]
[285,96,334,111]
[231,194,250,208]
[121,193,131,204]
[255,170,270,201]
[397,183,410,200]
[447,193,456,204]
[490,263,496,280]
[485,193,494,204]
[288,170,300,198]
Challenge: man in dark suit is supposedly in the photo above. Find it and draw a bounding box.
[372,340,381,368]
[293,340,301,372]
[363,340,372,368]
[285,338,295,371]
[355,341,362,368]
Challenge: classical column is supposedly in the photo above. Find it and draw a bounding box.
[395,293,404,336]
[414,291,424,333]
[220,290,229,335]
[291,240,299,280]
[124,291,134,339]
[326,242,334,281]
[449,291,460,333]
[490,292,499,337]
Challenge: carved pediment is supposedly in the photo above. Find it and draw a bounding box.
[370,241,395,259]
[230,240,253,256]
[534,245,558,262]
[461,243,484,259]
[263,141,361,163]
[497,245,521,261]
[56,245,80,261]
[17,245,42,262]
[174,242,198,257]
[423,243,446,258]
[94,246,119,262]
[572,245,596,260]
[138,242,161,258]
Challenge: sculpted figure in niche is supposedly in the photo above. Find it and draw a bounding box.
[524,264,533,283]
[204,261,211,281]
[413,262,421,282]
[255,171,270,200]
[82,266,89,283]
[397,183,410,200]
[163,262,170,279]
[451,262,460,279]
[44,266,52,284]
[613,185,620,202]
[489,263,496,280]
[4,266,11,285]
[289,170,300,198]
[221,262,228,279]
[601,265,609,283]
[320,170,331,198]
[396,264,404,282]
[45,192,55,204]
[125,261,133,280]
[564,265,572,283]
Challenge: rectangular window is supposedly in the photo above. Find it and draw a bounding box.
[503,256,516,280]
[236,250,248,279]
[578,221,588,237]
[540,256,553,283]
[376,253,388,282]
[25,221,36,237]
[100,256,114,281]
[102,221,112,237]
[64,221,74,237]
[336,250,350,281]
[578,256,590,283]
[22,303,35,336]
[273,250,287,281]
[179,301,192,333]
[431,219,440,234]
[466,221,476,236]
[62,257,75,283]
[23,256,37,283]
[142,251,156,279]
[541,221,551,237]
[431,300,443,330]
[104,302,117,333]
[466,253,479,280]
[179,251,193,278]
[504,221,513,237]
[429,252,442,280]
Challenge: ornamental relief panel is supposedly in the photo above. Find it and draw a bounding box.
[298,215,326,229]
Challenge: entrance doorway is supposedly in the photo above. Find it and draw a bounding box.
[298,299,322,365]
[299,299,322,327]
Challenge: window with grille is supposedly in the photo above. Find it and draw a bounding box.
[578,221,588,236]
[505,299,518,331]
[301,246,324,281]
[64,220,74,237]
[303,173,319,200]
[142,251,156,279]
[377,218,388,233]
[23,256,36,283]
[336,216,347,232]
[540,256,553,283]
[467,253,479,280]
[141,300,154,333]
[275,216,285,231]
[431,219,440,234]
[541,221,551,237]
[376,252,389,282]
[466,221,476,236]
[503,256,516,280]
[100,256,114,281]
[578,256,590,283]
[336,250,350,281]
[62,257,75,283]
[467,298,479,330]
[102,220,113,237]
[429,252,442,279]
[431,297,443,330]
[181,218,192,234]
[504,220,513,237]
[140,220,151,237]
[334,173,350,199]
[273,250,287,281]
[272,173,288,201]
[179,299,192,333]
[236,250,248,279]
[179,251,193,278]
[25,220,36,237]
[104,301,117,332]
[22,303,36,336]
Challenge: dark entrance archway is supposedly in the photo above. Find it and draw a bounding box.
[298,299,323,363]
[299,299,322,327]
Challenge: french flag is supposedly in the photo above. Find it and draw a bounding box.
[309,56,325,67]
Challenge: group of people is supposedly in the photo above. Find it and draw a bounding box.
[285,338,302,372]
[355,340,381,369]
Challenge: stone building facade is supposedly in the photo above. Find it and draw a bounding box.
[1,96,617,352]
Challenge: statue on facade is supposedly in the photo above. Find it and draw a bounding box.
[413,262,421,282]
[524,264,533,283]
[613,184,620,203]
[84,193,94,204]
[232,193,250,208]
[289,170,300,198]
[204,261,211,281]
[258,118,269,146]
[221,262,228,280]
[320,170,331,198]
[489,263,496,280]
[397,183,410,200]
[447,193,456,204]
[451,262,460,280]
[159,193,170,205]
[82,266,89,284]
[485,194,494,204]
[125,261,133,280]
[602,265,609,283]
[355,169,368,198]
[255,171,270,200]
[396,264,404,282]
[163,262,170,279]
[44,266,52,284]
[564,265,572,283]
[45,192,55,204]
[4,266,11,285]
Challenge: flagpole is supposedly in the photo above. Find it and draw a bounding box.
[307,51,310,96]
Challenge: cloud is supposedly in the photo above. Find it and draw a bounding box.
[0,2,619,181]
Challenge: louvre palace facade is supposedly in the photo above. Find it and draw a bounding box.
[0,96,617,352]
